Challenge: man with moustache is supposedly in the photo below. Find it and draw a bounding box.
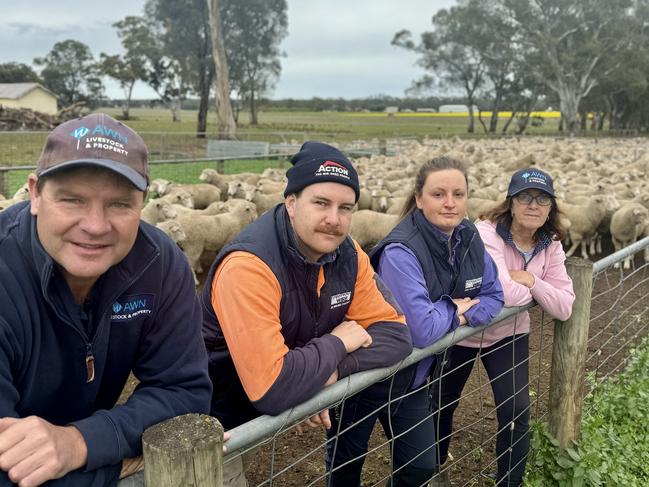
[201,141,413,486]
[0,113,211,487]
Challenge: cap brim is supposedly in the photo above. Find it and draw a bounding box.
[508,185,555,197]
[38,159,148,191]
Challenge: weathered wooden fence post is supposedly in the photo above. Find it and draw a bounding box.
[143,413,224,487]
[548,257,594,449]
[0,169,9,199]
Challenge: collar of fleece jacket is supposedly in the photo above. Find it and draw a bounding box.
[495,221,552,268]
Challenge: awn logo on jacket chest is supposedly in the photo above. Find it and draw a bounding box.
[111,294,155,322]
[330,291,352,309]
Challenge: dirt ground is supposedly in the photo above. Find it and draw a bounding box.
[118,251,649,486]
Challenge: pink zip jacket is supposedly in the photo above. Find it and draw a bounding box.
[459,219,575,348]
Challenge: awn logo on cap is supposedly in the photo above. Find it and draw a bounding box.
[315,160,350,180]
[70,123,130,157]
[521,171,548,186]
[36,113,149,191]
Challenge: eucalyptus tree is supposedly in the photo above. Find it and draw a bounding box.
[221,0,287,125]
[0,63,41,83]
[498,0,637,134]
[145,0,214,134]
[99,53,147,120]
[393,4,487,133]
[34,40,104,108]
[113,15,189,122]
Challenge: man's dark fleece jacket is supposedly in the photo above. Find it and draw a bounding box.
[0,202,211,486]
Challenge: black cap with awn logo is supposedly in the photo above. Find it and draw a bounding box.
[284,141,360,202]
[36,113,149,191]
[507,168,555,198]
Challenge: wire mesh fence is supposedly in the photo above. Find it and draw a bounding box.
[201,238,649,487]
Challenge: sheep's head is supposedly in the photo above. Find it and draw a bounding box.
[199,169,218,183]
[227,181,243,198]
[244,187,258,202]
[172,190,194,209]
[13,185,29,200]
[150,179,171,195]
[157,221,187,244]
[159,202,178,220]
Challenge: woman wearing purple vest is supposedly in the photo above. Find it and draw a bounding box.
[432,168,575,486]
[327,157,504,486]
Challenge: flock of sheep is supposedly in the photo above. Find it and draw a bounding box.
[2,136,648,282]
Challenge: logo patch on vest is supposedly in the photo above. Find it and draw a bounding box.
[330,291,352,309]
[111,294,155,322]
[464,277,482,291]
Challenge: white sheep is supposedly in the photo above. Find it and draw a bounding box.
[13,184,30,201]
[370,188,392,213]
[227,181,255,200]
[386,196,407,215]
[610,203,649,269]
[155,189,194,209]
[255,179,285,194]
[559,195,608,259]
[350,210,399,251]
[141,200,178,225]
[174,204,258,276]
[244,187,284,215]
[467,197,502,222]
[172,199,257,217]
[154,183,221,209]
[0,198,25,212]
[199,169,260,194]
[156,220,187,246]
[149,178,172,195]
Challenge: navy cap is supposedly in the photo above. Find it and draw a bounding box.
[507,168,555,198]
[36,113,149,191]
[284,141,360,202]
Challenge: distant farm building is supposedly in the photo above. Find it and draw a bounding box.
[439,104,479,113]
[384,106,399,114]
[0,83,58,115]
[416,108,437,113]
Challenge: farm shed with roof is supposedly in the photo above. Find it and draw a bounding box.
[0,83,58,115]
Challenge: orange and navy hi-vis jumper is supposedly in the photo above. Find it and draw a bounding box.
[200,204,412,429]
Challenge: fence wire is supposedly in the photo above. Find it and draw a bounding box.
[224,238,649,487]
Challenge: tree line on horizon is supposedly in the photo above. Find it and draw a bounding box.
[2,0,649,136]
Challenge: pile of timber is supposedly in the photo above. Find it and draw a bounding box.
[0,102,87,131]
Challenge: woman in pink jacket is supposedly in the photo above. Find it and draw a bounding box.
[431,168,575,487]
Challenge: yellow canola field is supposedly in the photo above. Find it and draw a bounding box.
[345,111,562,118]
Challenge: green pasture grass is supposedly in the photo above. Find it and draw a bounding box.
[149,158,283,185]
[0,159,283,198]
[97,107,562,140]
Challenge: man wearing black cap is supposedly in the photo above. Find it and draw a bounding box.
[201,141,413,486]
[0,114,211,486]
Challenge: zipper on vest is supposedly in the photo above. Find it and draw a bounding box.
[85,343,96,383]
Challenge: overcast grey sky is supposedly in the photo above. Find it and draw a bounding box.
[1,0,456,99]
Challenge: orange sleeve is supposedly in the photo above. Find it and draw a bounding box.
[211,251,288,401]
[345,240,406,328]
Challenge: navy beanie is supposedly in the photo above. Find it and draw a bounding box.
[284,141,360,202]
